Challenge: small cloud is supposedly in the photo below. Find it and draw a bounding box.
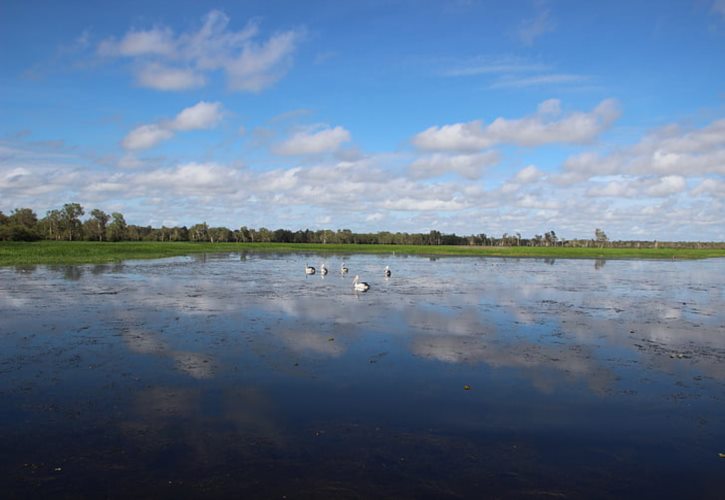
[171,101,223,131]
[98,26,176,57]
[136,63,206,91]
[645,175,687,197]
[274,126,351,155]
[121,101,224,151]
[225,30,303,92]
[122,124,174,150]
[514,165,544,183]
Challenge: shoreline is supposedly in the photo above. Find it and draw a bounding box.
[2,241,724,266]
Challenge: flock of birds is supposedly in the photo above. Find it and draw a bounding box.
[304,262,391,292]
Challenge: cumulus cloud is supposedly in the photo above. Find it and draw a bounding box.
[97,10,302,92]
[514,165,544,183]
[409,151,499,179]
[171,101,223,130]
[122,101,223,151]
[122,124,174,150]
[274,126,351,155]
[558,118,725,183]
[134,162,246,196]
[413,98,620,151]
[645,175,687,197]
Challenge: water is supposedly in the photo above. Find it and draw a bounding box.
[1,253,723,498]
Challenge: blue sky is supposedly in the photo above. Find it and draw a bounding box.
[1,0,724,240]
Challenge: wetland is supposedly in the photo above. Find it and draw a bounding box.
[1,253,723,498]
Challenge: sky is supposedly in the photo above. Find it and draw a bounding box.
[1,0,724,241]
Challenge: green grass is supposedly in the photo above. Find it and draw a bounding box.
[1,241,723,266]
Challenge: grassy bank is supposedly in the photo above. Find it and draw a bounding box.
[1,241,724,266]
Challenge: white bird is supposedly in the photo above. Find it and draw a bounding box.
[353,275,370,292]
[340,262,349,274]
[320,263,328,275]
[384,265,391,277]
[305,264,316,275]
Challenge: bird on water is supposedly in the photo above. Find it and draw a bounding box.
[384,265,391,277]
[305,264,316,275]
[320,263,328,275]
[340,263,349,274]
[353,275,370,292]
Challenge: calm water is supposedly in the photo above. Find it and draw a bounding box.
[1,253,723,499]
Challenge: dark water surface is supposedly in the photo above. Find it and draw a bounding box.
[1,254,723,499]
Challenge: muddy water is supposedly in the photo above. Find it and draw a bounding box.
[1,253,723,498]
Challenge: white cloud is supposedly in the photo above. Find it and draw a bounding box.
[413,98,619,151]
[97,10,302,92]
[409,151,499,179]
[691,178,724,196]
[98,27,176,57]
[559,118,725,182]
[122,124,174,150]
[134,162,245,195]
[121,101,223,151]
[514,165,544,183]
[171,101,223,131]
[274,126,351,155]
[136,63,206,91]
[645,175,687,197]
[587,180,638,198]
[225,31,301,92]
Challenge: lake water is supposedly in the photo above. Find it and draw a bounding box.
[1,253,723,498]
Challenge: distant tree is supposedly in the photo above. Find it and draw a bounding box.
[0,208,39,240]
[595,228,608,248]
[40,209,63,240]
[189,223,209,242]
[209,226,233,243]
[62,203,84,241]
[544,230,558,247]
[171,226,188,241]
[107,212,128,241]
[429,230,442,245]
[0,211,7,225]
[9,208,38,228]
[237,226,252,242]
[86,209,110,241]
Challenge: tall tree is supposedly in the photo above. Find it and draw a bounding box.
[595,228,608,248]
[107,212,128,241]
[41,209,63,240]
[9,208,38,228]
[86,208,111,241]
[62,203,84,241]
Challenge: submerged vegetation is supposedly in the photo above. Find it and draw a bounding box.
[0,241,723,266]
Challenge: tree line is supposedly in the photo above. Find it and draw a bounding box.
[0,203,722,249]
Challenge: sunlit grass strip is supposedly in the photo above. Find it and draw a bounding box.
[0,241,723,266]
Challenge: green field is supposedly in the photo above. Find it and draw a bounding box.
[1,241,723,266]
